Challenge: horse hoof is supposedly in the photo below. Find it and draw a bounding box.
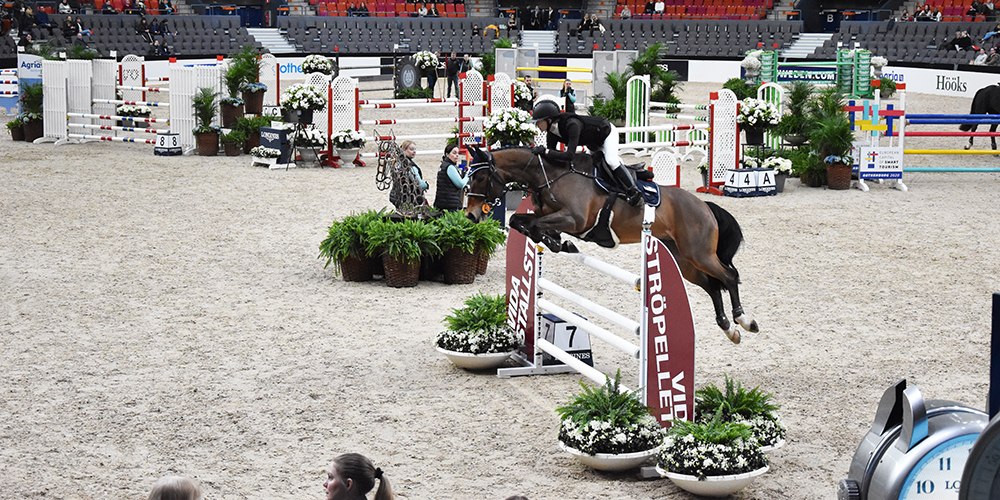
[725,328,741,344]
[735,314,759,333]
[561,241,579,253]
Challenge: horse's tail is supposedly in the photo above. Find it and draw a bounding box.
[706,201,743,269]
[961,87,991,131]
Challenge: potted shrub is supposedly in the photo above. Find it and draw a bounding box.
[483,108,540,148]
[761,156,792,193]
[697,157,709,187]
[220,129,246,156]
[694,375,786,452]
[365,218,441,288]
[116,104,152,128]
[775,81,812,146]
[191,87,220,156]
[656,412,769,496]
[627,43,682,108]
[330,129,366,168]
[20,82,44,142]
[301,54,333,75]
[556,370,664,471]
[249,145,281,167]
[318,209,386,282]
[280,83,326,125]
[807,88,854,190]
[232,45,267,114]
[236,115,271,154]
[588,70,629,125]
[470,217,506,275]
[722,77,759,101]
[879,76,897,99]
[6,116,24,141]
[434,292,520,369]
[293,127,326,165]
[431,210,478,284]
[737,97,779,146]
[221,58,250,128]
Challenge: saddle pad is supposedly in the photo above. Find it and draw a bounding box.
[594,174,662,207]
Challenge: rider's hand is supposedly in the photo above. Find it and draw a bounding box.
[531,145,546,156]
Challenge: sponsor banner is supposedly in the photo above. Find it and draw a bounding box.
[642,233,696,428]
[859,146,904,179]
[776,65,837,83]
[880,65,998,98]
[506,197,537,363]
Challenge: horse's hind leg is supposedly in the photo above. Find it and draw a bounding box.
[663,240,741,343]
[723,267,759,334]
[966,124,979,149]
[991,124,998,151]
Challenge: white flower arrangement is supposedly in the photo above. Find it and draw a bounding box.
[484,108,540,146]
[435,326,520,355]
[732,413,786,448]
[762,156,792,175]
[556,371,664,456]
[294,127,326,147]
[280,83,327,112]
[697,157,709,173]
[301,54,333,75]
[330,129,366,149]
[250,146,281,158]
[414,50,438,70]
[740,156,760,169]
[737,98,780,128]
[513,80,534,109]
[870,56,888,68]
[116,105,152,116]
[657,417,768,477]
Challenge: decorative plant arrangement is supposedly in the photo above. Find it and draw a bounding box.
[331,129,366,149]
[281,83,326,124]
[318,209,386,281]
[435,292,520,357]
[191,87,220,156]
[879,76,897,99]
[470,217,506,275]
[294,127,326,148]
[513,80,533,110]
[627,43,682,107]
[774,80,813,144]
[737,98,780,130]
[870,55,888,77]
[588,70,629,124]
[250,145,281,158]
[807,87,855,189]
[365,217,441,288]
[19,81,44,142]
[483,108,540,147]
[235,115,271,153]
[6,116,24,141]
[116,104,152,117]
[414,50,438,70]
[694,375,786,450]
[301,54,334,75]
[430,210,480,284]
[556,371,664,471]
[220,128,246,156]
[243,82,267,94]
[762,157,793,192]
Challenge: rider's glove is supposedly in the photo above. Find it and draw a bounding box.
[531,145,547,156]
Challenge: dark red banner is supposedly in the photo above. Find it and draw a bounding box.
[506,198,537,363]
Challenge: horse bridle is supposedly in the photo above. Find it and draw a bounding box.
[466,157,506,213]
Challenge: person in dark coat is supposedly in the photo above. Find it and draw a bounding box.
[559,78,576,114]
[433,143,467,211]
[32,8,56,37]
[445,51,464,98]
[529,100,642,206]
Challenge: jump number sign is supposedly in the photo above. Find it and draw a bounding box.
[157,134,178,148]
[541,313,593,367]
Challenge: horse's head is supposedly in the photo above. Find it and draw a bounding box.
[464,146,506,223]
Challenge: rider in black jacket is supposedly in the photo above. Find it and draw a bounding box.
[529,100,642,206]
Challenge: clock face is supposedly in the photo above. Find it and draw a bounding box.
[898,433,979,500]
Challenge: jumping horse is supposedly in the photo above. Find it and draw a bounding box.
[962,84,1000,151]
[464,146,759,344]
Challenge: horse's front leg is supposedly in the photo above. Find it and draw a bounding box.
[529,210,588,252]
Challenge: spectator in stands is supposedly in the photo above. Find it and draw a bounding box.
[17,32,33,48]
[58,0,72,15]
[985,0,996,17]
[31,8,56,37]
[528,6,539,29]
[147,476,201,500]
[73,32,88,46]
[644,0,654,15]
[102,0,118,14]
[149,39,169,55]
[506,12,516,31]
[592,15,604,34]
[972,48,988,64]
[898,9,912,21]
[158,19,175,36]
[987,46,1000,65]
[546,7,556,29]
[428,4,439,16]
[135,0,147,15]
[537,6,549,30]
[74,16,93,35]
[446,51,463,98]
[122,0,135,14]
[160,0,175,14]
[136,16,154,43]
[358,2,370,16]
[654,0,664,14]
[62,14,77,39]
[574,14,592,36]
[933,7,941,21]
[968,2,981,17]
[620,4,631,19]
[560,78,576,113]
[948,31,977,50]
[346,2,356,15]
[417,3,427,16]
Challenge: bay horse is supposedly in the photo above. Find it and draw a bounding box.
[464,146,758,344]
[961,84,1000,151]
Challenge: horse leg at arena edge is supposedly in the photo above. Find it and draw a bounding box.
[992,123,998,150]
[661,239,747,344]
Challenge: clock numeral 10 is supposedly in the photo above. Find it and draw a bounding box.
[914,480,961,495]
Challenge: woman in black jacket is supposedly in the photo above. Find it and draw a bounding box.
[433,143,467,211]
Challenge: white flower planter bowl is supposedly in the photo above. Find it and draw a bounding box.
[657,465,769,497]
[559,441,660,472]
[435,347,513,370]
[761,438,785,453]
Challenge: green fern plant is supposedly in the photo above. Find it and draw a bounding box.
[365,218,440,266]
[432,209,477,253]
[443,292,507,333]
[471,217,506,260]
[556,370,651,428]
[695,374,779,421]
[588,71,630,123]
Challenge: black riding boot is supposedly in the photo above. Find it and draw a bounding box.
[612,165,643,207]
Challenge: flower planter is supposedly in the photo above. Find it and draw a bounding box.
[826,162,853,190]
[22,120,44,142]
[743,126,765,145]
[435,347,514,370]
[9,125,24,141]
[382,254,420,287]
[775,172,787,193]
[242,90,264,115]
[333,148,360,168]
[223,141,242,156]
[658,466,769,497]
[442,247,477,284]
[282,108,313,125]
[475,247,489,275]
[339,255,374,282]
[221,103,244,129]
[117,114,151,129]
[298,147,319,166]
[559,442,660,472]
[761,438,785,453]
[243,131,261,154]
[196,132,219,156]
[251,156,277,167]
[784,135,807,146]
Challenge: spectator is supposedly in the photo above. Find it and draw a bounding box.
[899,9,911,21]
[135,0,147,15]
[136,16,153,43]
[325,454,394,500]
[537,6,548,30]
[560,78,576,113]
[987,46,1000,65]
[644,0,654,14]
[75,16,93,35]
[545,7,556,29]
[972,47,988,64]
[149,17,159,34]
[346,2,357,15]
[74,31,88,46]
[986,0,996,16]
[358,2,370,16]
[122,0,134,14]
[62,14,77,39]
[968,2,980,17]
[102,0,118,14]
[591,15,605,34]
[32,8,56,37]
[427,4,439,16]
[949,30,977,50]
[620,4,631,19]
[158,19,175,36]
[149,39,169,55]
[417,3,427,16]
[434,143,468,212]
[17,32,33,47]
[506,12,516,31]
[933,7,942,21]
[160,0,175,14]
[147,476,201,500]
[573,14,592,36]
[654,0,664,14]
[58,0,72,15]
[445,51,463,98]
[528,6,538,29]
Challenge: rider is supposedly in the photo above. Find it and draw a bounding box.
[529,100,642,206]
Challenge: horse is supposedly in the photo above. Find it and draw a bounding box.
[464,146,758,344]
[961,84,1000,151]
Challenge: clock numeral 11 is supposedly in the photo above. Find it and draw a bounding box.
[939,457,951,470]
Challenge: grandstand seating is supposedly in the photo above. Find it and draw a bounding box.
[311,0,467,18]
[613,0,772,20]
[280,16,499,54]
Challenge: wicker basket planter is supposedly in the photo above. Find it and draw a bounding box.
[22,120,43,142]
[340,255,374,282]
[826,162,852,190]
[442,248,477,284]
[196,131,219,156]
[221,103,244,129]
[243,90,264,115]
[476,247,489,275]
[383,254,420,287]
[9,125,24,141]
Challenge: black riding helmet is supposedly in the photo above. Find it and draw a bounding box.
[530,100,561,123]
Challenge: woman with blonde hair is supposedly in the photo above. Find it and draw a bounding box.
[147,476,201,500]
[324,453,394,500]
